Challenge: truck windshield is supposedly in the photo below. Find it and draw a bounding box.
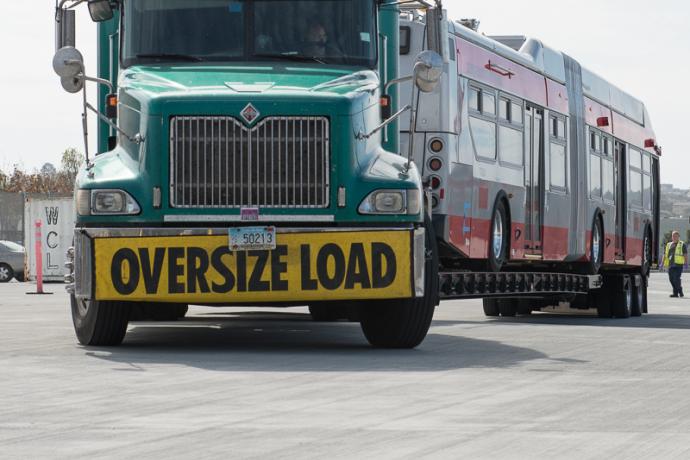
[122,0,377,68]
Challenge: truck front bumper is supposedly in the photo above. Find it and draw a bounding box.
[68,227,425,303]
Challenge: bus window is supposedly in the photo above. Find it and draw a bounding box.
[590,154,602,198]
[602,159,614,202]
[469,87,480,113]
[499,124,523,165]
[643,174,652,210]
[550,143,567,189]
[470,117,497,160]
[482,92,496,116]
[399,26,411,55]
[512,101,523,125]
[629,170,642,206]
[642,153,651,173]
[499,98,509,121]
[629,148,642,169]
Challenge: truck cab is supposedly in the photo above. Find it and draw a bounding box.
[54,0,444,348]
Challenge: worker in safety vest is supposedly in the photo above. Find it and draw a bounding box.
[663,231,689,297]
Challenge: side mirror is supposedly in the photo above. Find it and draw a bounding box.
[61,76,85,94]
[55,9,76,50]
[413,50,443,93]
[88,0,114,22]
[53,47,84,79]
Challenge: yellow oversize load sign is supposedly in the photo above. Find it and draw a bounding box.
[94,231,412,302]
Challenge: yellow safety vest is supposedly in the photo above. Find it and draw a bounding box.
[664,241,686,267]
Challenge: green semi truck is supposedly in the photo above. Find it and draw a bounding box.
[54,0,445,348]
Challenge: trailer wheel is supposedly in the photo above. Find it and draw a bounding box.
[0,263,14,282]
[360,216,438,349]
[612,276,633,319]
[70,295,131,346]
[516,299,533,315]
[589,217,603,274]
[488,200,509,272]
[498,299,517,317]
[631,276,646,317]
[592,289,612,318]
[482,298,500,316]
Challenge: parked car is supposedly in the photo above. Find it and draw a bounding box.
[0,240,25,282]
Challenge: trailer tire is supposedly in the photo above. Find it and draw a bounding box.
[516,299,533,315]
[488,199,509,272]
[588,217,603,275]
[498,299,517,317]
[612,276,633,319]
[359,217,438,349]
[593,289,612,318]
[70,296,131,346]
[482,298,500,316]
[0,263,14,282]
[631,276,646,317]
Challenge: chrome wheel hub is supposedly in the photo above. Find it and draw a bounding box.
[492,213,504,258]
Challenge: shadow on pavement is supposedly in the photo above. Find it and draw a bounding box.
[82,311,552,372]
[435,311,690,330]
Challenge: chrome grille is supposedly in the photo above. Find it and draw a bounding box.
[170,116,330,208]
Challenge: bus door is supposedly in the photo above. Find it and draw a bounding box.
[614,141,627,259]
[524,106,544,256]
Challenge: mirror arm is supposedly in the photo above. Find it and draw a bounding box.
[384,75,413,95]
[81,74,114,92]
[356,105,411,140]
[85,102,143,145]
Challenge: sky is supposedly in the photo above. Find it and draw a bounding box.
[0,1,688,187]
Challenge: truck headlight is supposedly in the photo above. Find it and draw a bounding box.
[77,189,141,216]
[358,189,421,215]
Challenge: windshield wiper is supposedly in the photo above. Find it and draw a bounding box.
[135,53,204,62]
[252,53,326,64]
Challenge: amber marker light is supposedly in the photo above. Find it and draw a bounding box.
[429,158,443,171]
[429,138,444,153]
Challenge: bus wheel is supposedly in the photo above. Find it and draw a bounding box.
[360,216,438,348]
[631,276,646,317]
[612,276,633,319]
[482,298,500,316]
[588,218,603,274]
[70,296,131,346]
[488,200,509,272]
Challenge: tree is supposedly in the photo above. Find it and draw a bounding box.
[41,163,57,176]
[61,148,84,179]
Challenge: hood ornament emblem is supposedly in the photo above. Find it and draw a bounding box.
[240,103,260,125]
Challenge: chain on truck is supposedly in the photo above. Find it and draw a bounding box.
[54,0,448,348]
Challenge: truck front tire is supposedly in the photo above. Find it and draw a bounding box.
[70,295,131,346]
[359,218,439,349]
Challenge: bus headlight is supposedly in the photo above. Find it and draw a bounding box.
[77,189,141,216]
[358,189,421,215]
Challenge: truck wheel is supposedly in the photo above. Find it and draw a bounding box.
[498,299,517,317]
[488,200,509,272]
[483,298,500,316]
[70,295,131,346]
[0,263,14,282]
[360,217,439,349]
[612,276,633,319]
[631,276,646,317]
[14,272,25,282]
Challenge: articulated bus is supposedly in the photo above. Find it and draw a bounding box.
[398,9,660,318]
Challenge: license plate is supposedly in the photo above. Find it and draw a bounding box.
[228,226,276,251]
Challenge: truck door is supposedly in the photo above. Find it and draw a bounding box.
[614,141,627,259]
[524,106,544,256]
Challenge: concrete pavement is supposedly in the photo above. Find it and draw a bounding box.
[2,273,690,458]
